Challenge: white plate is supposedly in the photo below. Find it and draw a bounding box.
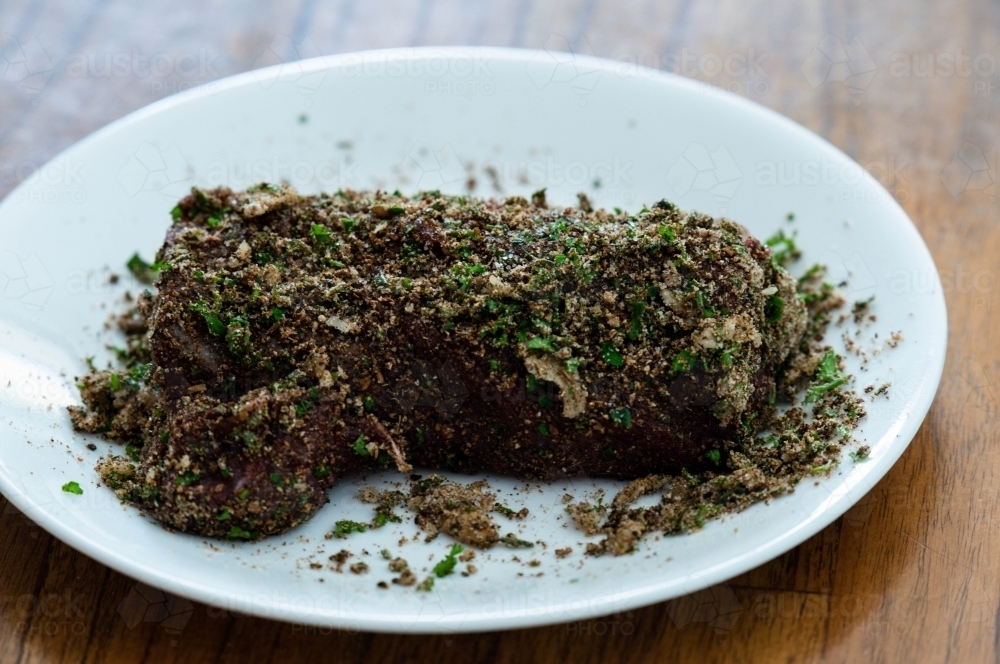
[0,47,946,633]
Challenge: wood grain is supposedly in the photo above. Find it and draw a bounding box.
[0,0,994,661]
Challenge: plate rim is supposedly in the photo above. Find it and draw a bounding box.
[0,45,948,633]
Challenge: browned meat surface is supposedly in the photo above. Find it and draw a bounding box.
[70,185,811,540]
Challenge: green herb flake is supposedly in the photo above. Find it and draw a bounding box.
[217,508,232,521]
[170,205,182,221]
[765,295,785,323]
[500,534,534,548]
[332,520,368,538]
[311,223,332,244]
[226,526,254,541]
[600,344,625,368]
[849,446,871,462]
[705,449,721,464]
[670,349,697,376]
[353,434,369,456]
[432,543,464,578]
[765,230,799,266]
[126,253,158,284]
[191,301,226,336]
[175,472,200,486]
[525,337,556,353]
[804,350,848,403]
[609,407,632,429]
[61,481,83,495]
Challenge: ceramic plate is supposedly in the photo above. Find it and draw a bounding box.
[0,47,946,633]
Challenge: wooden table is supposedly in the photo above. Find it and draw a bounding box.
[0,0,993,661]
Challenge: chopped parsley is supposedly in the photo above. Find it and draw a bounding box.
[609,407,632,429]
[432,543,464,577]
[332,520,368,538]
[670,349,697,376]
[226,526,254,540]
[525,337,556,353]
[311,223,332,244]
[849,446,871,462]
[804,350,848,403]
[191,301,226,336]
[61,481,83,495]
[765,230,799,266]
[353,434,369,456]
[765,295,785,323]
[599,344,624,368]
[175,472,200,486]
[126,253,159,284]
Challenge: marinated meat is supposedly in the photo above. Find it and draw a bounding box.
[70,185,811,540]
